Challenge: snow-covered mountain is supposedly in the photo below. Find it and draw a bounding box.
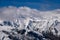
[0,6,60,40]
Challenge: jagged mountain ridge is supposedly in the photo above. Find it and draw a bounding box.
[0,18,60,40]
[0,7,60,40]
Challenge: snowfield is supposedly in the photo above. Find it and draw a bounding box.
[0,6,60,40]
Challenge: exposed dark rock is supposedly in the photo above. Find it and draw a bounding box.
[3,21,12,26]
[2,30,10,35]
[27,31,43,40]
[0,24,3,26]
[17,29,26,34]
[42,31,60,40]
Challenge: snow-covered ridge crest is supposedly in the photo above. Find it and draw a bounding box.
[0,6,60,21]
